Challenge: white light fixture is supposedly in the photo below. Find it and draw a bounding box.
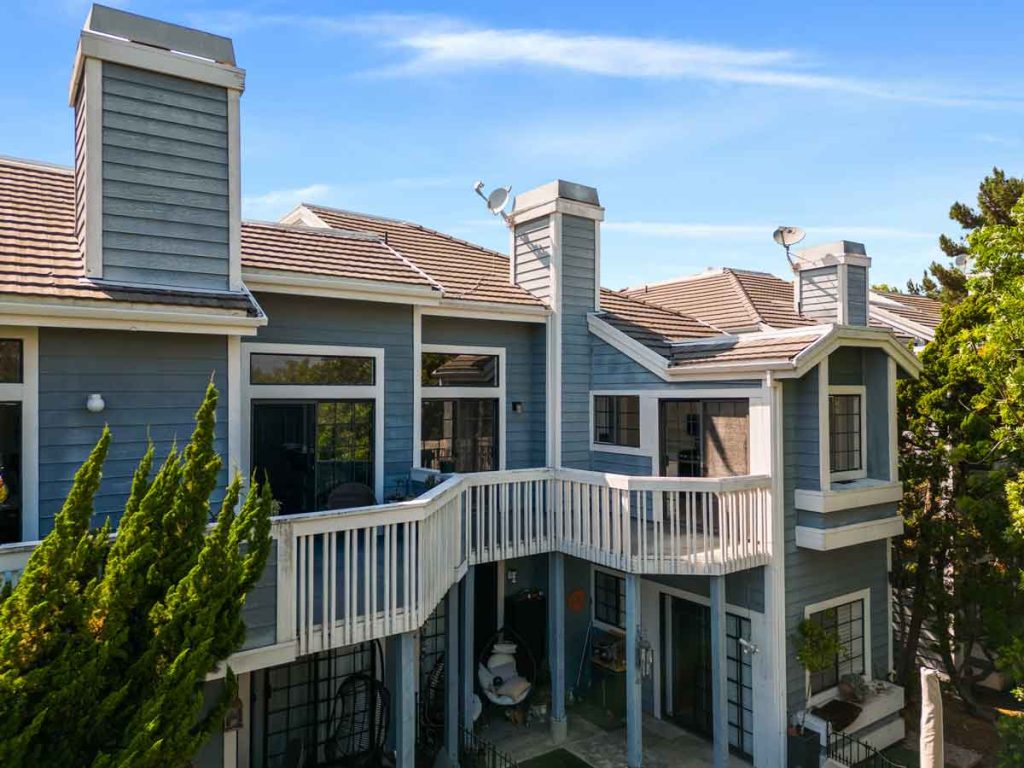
[86,393,105,413]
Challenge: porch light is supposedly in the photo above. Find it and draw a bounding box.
[512,402,524,413]
[86,393,105,413]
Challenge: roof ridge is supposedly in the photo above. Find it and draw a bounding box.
[305,203,511,263]
[242,219,382,242]
[601,287,724,335]
[0,155,74,175]
[724,267,767,326]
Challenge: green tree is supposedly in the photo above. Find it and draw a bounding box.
[0,383,273,767]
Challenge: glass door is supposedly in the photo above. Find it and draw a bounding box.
[421,398,498,473]
[666,596,712,736]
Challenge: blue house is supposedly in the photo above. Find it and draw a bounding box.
[0,6,923,768]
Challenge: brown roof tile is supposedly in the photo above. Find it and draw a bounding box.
[669,333,823,368]
[305,205,544,307]
[871,290,941,331]
[598,288,718,355]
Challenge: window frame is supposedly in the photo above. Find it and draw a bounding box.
[827,385,867,482]
[0,329,37,543]
[591,565,627,634]
[241,342,385,503]
[589,390,649,457]
[417,344,506,472]
[802,587,873,707]
[592,394,641,450]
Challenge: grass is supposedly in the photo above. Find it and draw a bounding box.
[520,749,593,768]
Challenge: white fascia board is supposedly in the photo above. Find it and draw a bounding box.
[794,480,902,513]
[0,298,265,336]
[587,313,672,380]
[71,31,245,104]
[795,516,904,551]
[423,300,549,323]
[243,268,441,305]
[781,325,922,380]
[868,305,935,343]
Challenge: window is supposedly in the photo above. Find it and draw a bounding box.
[250,353,374,386]
[0,340,23,384]
[829,390,864,477]
[421,353,498,387]
[593,569,626,630]
[0,339,24,544]
[593,395,640,448]
[807,598,866,694]
[660,399,749,477]
[421,399,498,473]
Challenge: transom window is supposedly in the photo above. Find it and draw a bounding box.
[421,353,498,388]
[807,598,866,694]
[593,569,626,630]
[593,395,640,448]
[250,353,375,386]
[829,391,864,476]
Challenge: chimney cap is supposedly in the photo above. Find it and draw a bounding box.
[86,4,236,65]
[509,180,603,224]
[793,240,871,270]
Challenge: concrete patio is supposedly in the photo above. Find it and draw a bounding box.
[478,712,749,768]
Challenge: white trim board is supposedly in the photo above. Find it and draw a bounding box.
[795,517,903,551]
[794,479,902,513]
[0,327,40,542]
[418,343,507,472]
[240,342,386,503]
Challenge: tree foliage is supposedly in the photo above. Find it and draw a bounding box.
[0,382,273,767]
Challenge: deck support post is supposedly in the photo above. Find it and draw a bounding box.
[389,632,416,768]
[548,551,567,743]
[461,566,475,733]
[625,572,642,768]
[444,582,460,767]
[710,574,729,768]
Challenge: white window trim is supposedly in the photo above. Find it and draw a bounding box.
[0,327,38,542]
[589,392,644,456]
[802,587,873,708]
[240,342,386,503]
[418,343,507,471]
[827,384,868,482]
[591,564,627,635]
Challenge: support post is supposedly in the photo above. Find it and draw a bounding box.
[710,575,729,768]
[389,633,416,768]
[444,583,460,767]
[548,552,567,743]
[625,573,642,768]
[461,567,475,732]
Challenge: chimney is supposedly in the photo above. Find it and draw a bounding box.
[70,5,245,292]
[792,240,870,325]
[507,180,604,469]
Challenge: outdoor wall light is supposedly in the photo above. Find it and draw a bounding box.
[512,402,524,413]
[86,393,105,413]
[506,568,518,584]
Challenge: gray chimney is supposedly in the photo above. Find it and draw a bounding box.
[793,240,870,325]
[70,5,244,292]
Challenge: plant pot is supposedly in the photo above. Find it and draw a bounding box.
[787,727,821,768]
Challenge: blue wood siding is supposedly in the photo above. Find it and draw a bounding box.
[864,348,891,480]
[421,316,546,470]
[101,63,230,290]
[847,265,868,325]
[38,329,228,535]
[590,451,652,475]
[513,215,551,302]
[247,293,414,497]
[799,266,839,322]
[783,371,890,714]
[561,214,596,470]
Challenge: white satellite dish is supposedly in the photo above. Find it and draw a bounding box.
[773,225,806,269]
[474,181,513,222]
[954,253,968,268]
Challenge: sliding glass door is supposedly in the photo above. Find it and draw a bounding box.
[420,398,498,473]
[251,400,375,515]
[660,399,749,478]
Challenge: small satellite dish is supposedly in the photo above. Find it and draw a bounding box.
[474,180,513,223]
[773,225,806,270]
[954,253,968,268]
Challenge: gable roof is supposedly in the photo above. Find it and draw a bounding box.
[870,290,941,341]
[0,156,259,318]
[623,268,813,332]
[598,288,718,356]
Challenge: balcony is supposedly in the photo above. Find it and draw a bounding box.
[0,468,772,662]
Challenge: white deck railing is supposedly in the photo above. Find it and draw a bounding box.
[278,467,772,656]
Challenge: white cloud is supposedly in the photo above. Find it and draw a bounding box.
[604,221,934,240]
[242,183,331,220]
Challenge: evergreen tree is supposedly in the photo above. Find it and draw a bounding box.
[0,383,273,767]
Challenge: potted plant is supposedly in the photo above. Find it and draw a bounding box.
[789,618,843,767]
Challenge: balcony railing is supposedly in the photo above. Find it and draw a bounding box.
[277,467,771,655]
[0,467,772,658]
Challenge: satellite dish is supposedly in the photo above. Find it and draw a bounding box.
[954,253,968,268]
[773,226,806,248]
[473,181,513,223]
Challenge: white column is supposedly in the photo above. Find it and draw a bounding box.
[390,633,416,768]
[548,552,567,742]
[461,567,475,733]
[444,583,460,766]
[625,573,642,768]
[710,575,729,768]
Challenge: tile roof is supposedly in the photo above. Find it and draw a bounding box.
[303,205,544,307]
[241,221,436,289]
[0,156,257,315]
[623,268,813,332]
[871,290,941,331]
[668,333,824,368]
[598,288,718,355]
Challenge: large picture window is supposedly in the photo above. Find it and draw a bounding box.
[807,598,866,694]
[421,398,498,473]
[829,389,865,478]
[660,399,749,478]
[593,569,626,630]
[593,395,640,448]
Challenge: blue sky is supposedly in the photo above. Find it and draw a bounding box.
[3,1,1022,289]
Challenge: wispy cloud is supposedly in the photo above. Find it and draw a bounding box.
[975,133,1019,148]
[242,183,331,220]
[604,221,935,240]
[191,11,1020,109]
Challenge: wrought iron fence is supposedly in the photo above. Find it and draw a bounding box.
[827,730,906,768]
[459,728,519,768]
